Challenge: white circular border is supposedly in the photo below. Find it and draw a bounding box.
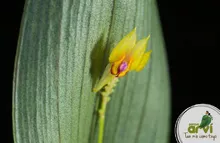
[174,103,220,143]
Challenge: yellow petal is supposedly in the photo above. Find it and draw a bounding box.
[111,55,125,75]
[117,70,128,77]
[109,28,137,63]
[135,50,152,72]
[129,35,150,70]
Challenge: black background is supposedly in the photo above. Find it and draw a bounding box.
[3,0,219,142]
[157,0,219,142]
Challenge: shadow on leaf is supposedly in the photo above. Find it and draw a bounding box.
[90,35,106,89]
[89,35,107,142]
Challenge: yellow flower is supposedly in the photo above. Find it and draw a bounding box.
[93,28,152,92]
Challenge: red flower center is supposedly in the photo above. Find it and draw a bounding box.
[116,61,128,76]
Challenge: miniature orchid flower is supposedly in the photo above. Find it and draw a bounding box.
[93,28,152,92]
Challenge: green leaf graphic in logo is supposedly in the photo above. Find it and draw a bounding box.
[199,111,213,128]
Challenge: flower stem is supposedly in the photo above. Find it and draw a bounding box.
[98,95,109,143]
[97,77,119,143]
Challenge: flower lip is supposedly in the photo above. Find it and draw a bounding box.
[118,61,128,73]
[110,61,128,77]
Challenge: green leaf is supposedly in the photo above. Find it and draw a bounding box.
[13,0,170,143]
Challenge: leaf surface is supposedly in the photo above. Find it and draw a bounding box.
[13,0,170,143]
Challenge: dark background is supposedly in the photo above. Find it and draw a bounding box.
[4,0,219,142]
[157,0,219,142]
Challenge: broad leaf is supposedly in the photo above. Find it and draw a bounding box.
[13,0,170,143]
